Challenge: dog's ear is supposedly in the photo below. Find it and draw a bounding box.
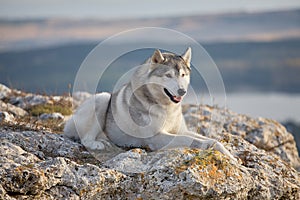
[182,47,192,68]
[151,49,164,64]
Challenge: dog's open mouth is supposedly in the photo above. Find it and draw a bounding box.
[164,88,182,103]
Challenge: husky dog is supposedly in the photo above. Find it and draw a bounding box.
[64,48,236,161]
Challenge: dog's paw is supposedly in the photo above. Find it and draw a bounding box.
[212,141,238,163]
[82,140,106,150]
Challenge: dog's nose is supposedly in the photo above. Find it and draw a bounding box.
[177,88,186,96]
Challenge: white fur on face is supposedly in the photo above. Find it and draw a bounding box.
[148,67,190,99]
[176,68,190,93]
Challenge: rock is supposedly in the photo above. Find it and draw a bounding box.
[0,127,299,199]
[40,112,64,120]
[184,105,300,171]
[0,111,15,123]
[0,100,28,117]
[0,83,72,113]
[0,83,11,100]
[10,94,50,109]
[0,129,128,199]
[0,141,126,199]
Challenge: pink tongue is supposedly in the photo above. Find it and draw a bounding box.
[173,96,182,102]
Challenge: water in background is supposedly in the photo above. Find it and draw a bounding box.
[183,92,300,123]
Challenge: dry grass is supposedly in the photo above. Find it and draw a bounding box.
[28,103,72,117]
[0,116,65,133]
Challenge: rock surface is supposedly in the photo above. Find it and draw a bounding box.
[0,129,299,199]
[0,84,11,100]
[0,100,28,117]
[183,105,300,171]
[0,83,300,199]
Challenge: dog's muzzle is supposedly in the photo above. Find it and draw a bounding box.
[164,88,185,103]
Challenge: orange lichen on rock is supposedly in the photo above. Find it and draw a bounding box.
[177,149,242,186]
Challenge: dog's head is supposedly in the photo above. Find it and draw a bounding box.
[147,48,192,104]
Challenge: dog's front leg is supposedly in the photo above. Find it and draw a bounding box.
[145,131,196,151]
[146,131,236,162]
[80,124,110,150]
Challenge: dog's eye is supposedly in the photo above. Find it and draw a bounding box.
[165,74,172,78]
[181,74,185,77]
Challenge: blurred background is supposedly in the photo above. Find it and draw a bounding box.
[0,0,300,146]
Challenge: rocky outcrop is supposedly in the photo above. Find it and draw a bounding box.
[0,129,299,199]
[183,105,300,171]
[0,83,300,199]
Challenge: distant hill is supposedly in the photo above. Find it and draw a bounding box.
[0,39,299,95]
[0,9,299,51]
[0,43,95,94]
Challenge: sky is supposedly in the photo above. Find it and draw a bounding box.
[0,0,300,19]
